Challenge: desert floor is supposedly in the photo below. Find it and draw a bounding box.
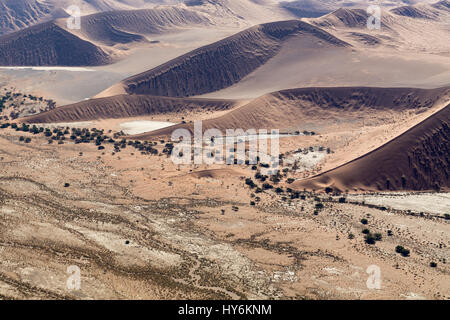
[0,118,448,300]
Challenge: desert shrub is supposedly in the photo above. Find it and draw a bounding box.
[387,230,393,236]
[338,197,346,203]
[348,233,355,240]
[364,233,376,245]
[361,218,368,225]
[64,183,70,188]
[395,246,410,257]
[362,229,370,234]
[291,191,300,199]
[315,203,324,209]
[374,233,383,241]
[245,178,256,188]
[430,262,437,268]
[262,183,273,190]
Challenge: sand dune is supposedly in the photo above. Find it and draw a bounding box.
[293,104,450,192]
[103,20,349,98]
[129,86,450,139]
[70,6,213,46]
[0,6,215,66]
[97,1,450,100]
[22,94,239,123]
[0,21,111,66]
[309,2,450,52]
[0,0,188,35]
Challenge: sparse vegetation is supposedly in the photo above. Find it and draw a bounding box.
[395,246,410,257]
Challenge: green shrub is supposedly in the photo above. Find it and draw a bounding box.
[395,246,410,257]
[364,233,376,245]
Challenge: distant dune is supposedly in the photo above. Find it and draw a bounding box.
[105,20,349,98]
[22,94,239,123]
[98,1,450,99]
[309,2,450,47]
[0,6,215,66]
[314,8,384,29]
[73,7,212,46]
[129,86,450,139]
[0,21,111,66]
[0,0,55,35]
[293,104,450,192]
[391,5,437,19]
[0,0,182,35]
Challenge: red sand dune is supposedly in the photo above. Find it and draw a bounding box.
[293,104,450,192]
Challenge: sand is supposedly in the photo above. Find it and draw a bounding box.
[119,120,177,135]
[347,193,450,215]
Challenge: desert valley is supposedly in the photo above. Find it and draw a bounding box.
[0,0,448,300]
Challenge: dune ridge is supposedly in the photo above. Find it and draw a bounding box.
[111,20,349,98]
[293,104,450,192]
[22,94,239,123]
[0,21,111,66]
[128,86,450,139]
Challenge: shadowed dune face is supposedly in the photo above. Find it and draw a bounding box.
[391,5,438,19]
[113,20,349,97]
[0,0,55,35]
[0,22,111,66]
[293,104,450,192]
[128,86,450,139]
[22,94,239,123]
